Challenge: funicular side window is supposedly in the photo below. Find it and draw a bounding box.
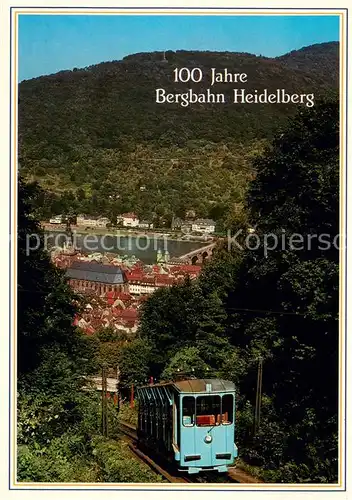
[221,394,234,425]
[182,396,195,427]
[196,396,221,426]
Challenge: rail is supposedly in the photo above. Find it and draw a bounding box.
[119,421,190,483]
[118,420,262,484]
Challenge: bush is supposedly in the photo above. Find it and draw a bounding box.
[91,436,165,483]
[117,402,138,427]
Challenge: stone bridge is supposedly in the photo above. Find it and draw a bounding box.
[178,242,217,265]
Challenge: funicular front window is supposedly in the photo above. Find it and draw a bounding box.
[182,396,195,427]
[196,396,221,426]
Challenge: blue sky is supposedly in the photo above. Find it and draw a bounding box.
[18,14,339,81]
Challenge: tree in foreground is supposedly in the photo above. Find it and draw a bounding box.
[17,178,96,386]
[226,98,339,482]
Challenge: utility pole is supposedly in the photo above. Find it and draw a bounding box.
[130,383,134,409]
[116,365,120,413]
[102,366,109,437]
[254,357,263,436]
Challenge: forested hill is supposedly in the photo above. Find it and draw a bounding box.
[276,41,339,82]
[18,42,338,221]
[19,42,338,146]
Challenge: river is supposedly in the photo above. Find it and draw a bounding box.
[46,232,208,264]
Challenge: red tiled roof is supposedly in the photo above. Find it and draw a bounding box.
[89,319,98,328]
[155,275,175,286]
[126,271,146,281]
[120,308,138,320]
[132,262,144,269]
[84,326,95,335]
[105,290,132,305]
[121,212,138,219]
[170,265,202,274]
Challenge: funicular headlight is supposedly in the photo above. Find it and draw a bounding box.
[204,434,212,443]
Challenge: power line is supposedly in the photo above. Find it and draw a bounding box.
[225,305,337,318]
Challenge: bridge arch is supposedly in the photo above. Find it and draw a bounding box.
[178,242,217,266]
[202,251,210,262]
[191,255,199,265]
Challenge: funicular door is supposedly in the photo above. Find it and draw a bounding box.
[213,393,236,467]
[180,395,198,467]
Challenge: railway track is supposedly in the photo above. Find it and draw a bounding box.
[118,420,262,484]
[119,421,190,483]
[119,421,138,441]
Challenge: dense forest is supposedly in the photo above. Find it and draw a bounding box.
[18,97,339,483]
[18,42,338,224]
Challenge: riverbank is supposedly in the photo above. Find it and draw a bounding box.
[44,226,213,264]
[42,223,215,244]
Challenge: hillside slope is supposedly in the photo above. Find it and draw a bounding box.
[18,42,338,223]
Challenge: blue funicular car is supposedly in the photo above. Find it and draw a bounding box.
[136,378,238,474]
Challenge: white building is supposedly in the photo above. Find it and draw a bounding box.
[77,215,110,228]
[117,213,140,228]
[191,219,216,234]
[49,215,63,224]
[128,281,156,295]
[138,220,154,230]
[77,215,98,226]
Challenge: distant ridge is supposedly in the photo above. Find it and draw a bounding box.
[19,42,338,144]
